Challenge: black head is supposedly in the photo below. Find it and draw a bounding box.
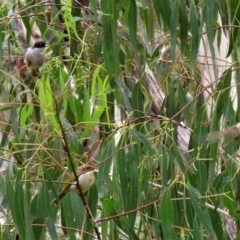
[33,41,48,48]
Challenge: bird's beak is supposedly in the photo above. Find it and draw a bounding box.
[94,169,99,173]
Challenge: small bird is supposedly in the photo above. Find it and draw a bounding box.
[25,41,48,69]
[52,164,96,205]
[209,123,240,142]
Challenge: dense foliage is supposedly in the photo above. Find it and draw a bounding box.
[0,0,239,239]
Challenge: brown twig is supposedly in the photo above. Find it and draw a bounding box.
[53,96,101,239]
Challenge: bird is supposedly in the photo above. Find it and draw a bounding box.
[25,41,48,69]
[52,164,96,205]
[209,123,240,142]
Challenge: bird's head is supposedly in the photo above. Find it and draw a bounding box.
[32,41,48,49]
[77,165,95,175]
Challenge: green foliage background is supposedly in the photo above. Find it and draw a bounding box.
[0,0,239,239]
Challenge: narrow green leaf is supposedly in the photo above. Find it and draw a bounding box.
[131,82,144,118]
[5,166,14,210]
[30,187,47,240]
[9,140,23,164]
[128,162,138,229]
[19,105,28,127]
[193,216,203,240]
[94,32,103,63]
[17,2,31,44]
[191,110,209,194]
[101,0,119,78]
[232,51,240,115]
[214,69,232,115]
[12,171,26,239]
[153,1,171,28]
[160,189,178,240]
[129,129,155,155]
[25,134,36,160]
[190,0,200,69]
[91,76,107,128]
[0,174,4,206]
[204,0,217,77]
[84,186,98,240]
[35,6,46,35]
[114,213,139,240]
[171,187,182,237]
[38,77,58,129]
[88,184,98,219]
[1,226,12,240]
[216,0,228,28]
[165,77,176,118]
[67,94,77,114]
[11,107,19,139]
[186,184,216,238]
[101,198,118,216]
[160,145,169,188]
[128,0,138,60]
[0,16,5,58]
[101,201,109,240]
[170,0,178,61]
[177,84,191,125]
[116,139,128,210]
[1,124,12,147]
[46,217,58,240]
[227,0,240,56]
[223,184,236,218]
[209,68,232,187]
[23,182,33,240]
[97,141,113,198]
[82,87,91,126]
[43,165,59,200]
[72,98,83,123]
[146,1,154,40]
[179,0,188,52]
[62,194,84,239]
[209,208,223,240]
[172,144,186,173]
[60,115,78,156]
[117,78,132,109]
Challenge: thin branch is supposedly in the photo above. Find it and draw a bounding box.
[53,96,101,240]
[149,182,232,219]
